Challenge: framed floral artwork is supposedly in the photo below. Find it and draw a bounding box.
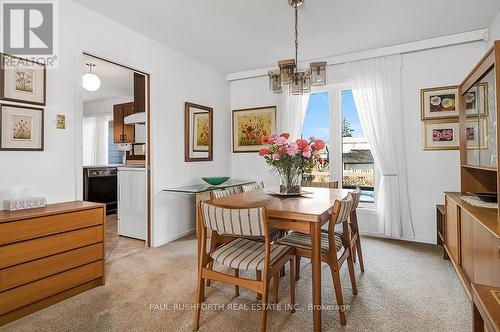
[0,53,46,105]
[420,86,459,120]
[423,119,459,151]
[184,102,212,162]
[0,104,44,151]
[465,82,488,117]
[232,106,276,153]
[466,117,488,149]
[192,112,209,152]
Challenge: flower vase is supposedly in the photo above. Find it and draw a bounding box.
[279,170,302,194]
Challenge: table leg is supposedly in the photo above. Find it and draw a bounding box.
[311,222,322,332]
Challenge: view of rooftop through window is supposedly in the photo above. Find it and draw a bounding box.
[341,90,375,203]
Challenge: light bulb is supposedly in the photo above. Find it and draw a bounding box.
[82,73,101,91]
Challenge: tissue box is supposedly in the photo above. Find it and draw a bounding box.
[5,197,47,211]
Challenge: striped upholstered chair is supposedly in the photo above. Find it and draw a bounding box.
[277,193,357,326]
[345,189,364,272]
[242,181,265,192]
[193,202,295,332]
[301,180,339,188]
[211,185,243,198]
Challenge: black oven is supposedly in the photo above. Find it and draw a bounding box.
[83,167,117,215]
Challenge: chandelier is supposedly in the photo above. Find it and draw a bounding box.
[269,0,327,95]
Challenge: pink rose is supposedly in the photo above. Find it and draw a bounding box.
[442,129,453,141]
[279,146,287,153]
[287,143,298,156]
[432,130,441,142]
[313,139,325,150]
[275,136,287,146]
[302,150,312,158]
[280,133,290,139]
[258,148,270,156]
[296,139,309,149]
[272,153,280,161]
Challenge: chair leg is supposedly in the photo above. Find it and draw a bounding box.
[256,270,262,300]
[356,237,365,273]
[331,267,346,326]
[295,256,301,281]
[234,269,240,297]
[280,266,285,277]
[193,274,205,331]
[289,258,296,313]
[346,250,358,295]
[352,242,357,263]
[259,277,270,332]
[206,261,213,287]
[272,272,279,304]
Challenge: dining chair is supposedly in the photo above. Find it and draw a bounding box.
[301,180,339,188]
[206,186,281,298]
[194,201,295,332]
[242,181,265,192]
[276,194,357,326]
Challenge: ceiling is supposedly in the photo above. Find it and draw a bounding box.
[82,55,133,103]
[74,0,500,74]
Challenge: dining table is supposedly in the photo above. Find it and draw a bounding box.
[207,186,352,332]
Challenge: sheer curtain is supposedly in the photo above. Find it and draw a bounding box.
[279,86,310,140]
[347,55,414,238]
[82,116,110,166]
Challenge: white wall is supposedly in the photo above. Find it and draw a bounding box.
[488,10,500,47]
[229,41,486,244]
[83,96,133,118]
[0,0,230,247]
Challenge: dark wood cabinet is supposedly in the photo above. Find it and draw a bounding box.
[113,102,135,143]
[134,73,146,114]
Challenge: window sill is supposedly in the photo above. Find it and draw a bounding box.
[357,204,376,214]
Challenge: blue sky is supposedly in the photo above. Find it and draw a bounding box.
[302,91,364,140]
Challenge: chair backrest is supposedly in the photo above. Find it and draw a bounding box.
[210,186,243,199]
[200,201,266,237]
[301,180,339,188]
[242,181,265,192]
[331,193,354,225]
[350,189,362,212]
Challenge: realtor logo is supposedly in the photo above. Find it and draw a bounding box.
[1,1,58,66]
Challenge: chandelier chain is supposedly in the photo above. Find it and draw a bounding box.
[294,5,298,65]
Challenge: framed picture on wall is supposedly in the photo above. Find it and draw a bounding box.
[466,117,488,149]
[465,82,488,116]
[0,104,44,151]
[232,106,276,153]
[192,112,209,152]
[422,119,459,151]
[420,86,459,120]
[184,102,213,162]
[0,53,46,106]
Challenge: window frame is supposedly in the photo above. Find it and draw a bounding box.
[306,85,377,209]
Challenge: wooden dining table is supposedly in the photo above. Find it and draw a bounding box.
[207,186,352,332]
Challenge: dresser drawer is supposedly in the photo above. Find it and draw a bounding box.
[0,260,103,315]
[0,243,103,292]
[0,208,103,245]
[0,226,103,268]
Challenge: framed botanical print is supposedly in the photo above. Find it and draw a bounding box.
[232,106,276,153]
[0,104,44,151]
[184,102,212,162]
[192,112,209,152]
[465,82,488,116]
[0,53,46,105]
[466,117,488,149]
[423,119,459,151]
[420,86,459,120]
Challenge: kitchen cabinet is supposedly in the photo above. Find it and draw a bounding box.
[113,102,135,143]
[445,196,459,263]
[118,167,146,240]
[134,73,146,114]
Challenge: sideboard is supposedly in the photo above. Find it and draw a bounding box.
[0,201,106,325]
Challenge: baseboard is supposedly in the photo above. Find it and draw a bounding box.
[167,228,195,243]
[360,231,436,245]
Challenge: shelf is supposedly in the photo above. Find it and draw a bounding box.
[461,165,498,172]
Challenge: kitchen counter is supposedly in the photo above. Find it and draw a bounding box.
[83,164,123,169]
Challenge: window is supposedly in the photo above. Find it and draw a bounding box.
[108,121,124,164]
[302,92,330,182]
[341,90,375,203]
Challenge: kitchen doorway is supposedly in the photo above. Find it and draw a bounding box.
[79,53,152,259]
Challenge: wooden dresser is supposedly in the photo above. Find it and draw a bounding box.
[0,201,106,325]
[444,193,500,296]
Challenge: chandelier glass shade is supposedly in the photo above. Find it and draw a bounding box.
[269,0,327,95]
[82,63,101,92]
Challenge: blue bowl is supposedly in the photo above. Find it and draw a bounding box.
[202,176,230,185]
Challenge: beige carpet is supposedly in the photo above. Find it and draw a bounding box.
[2,236,470,332]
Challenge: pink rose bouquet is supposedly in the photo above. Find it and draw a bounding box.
[259,133,325,194]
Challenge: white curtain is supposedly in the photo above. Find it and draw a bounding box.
[82,116,110,166]
[347,55,414,238]
[279,86,310,140]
